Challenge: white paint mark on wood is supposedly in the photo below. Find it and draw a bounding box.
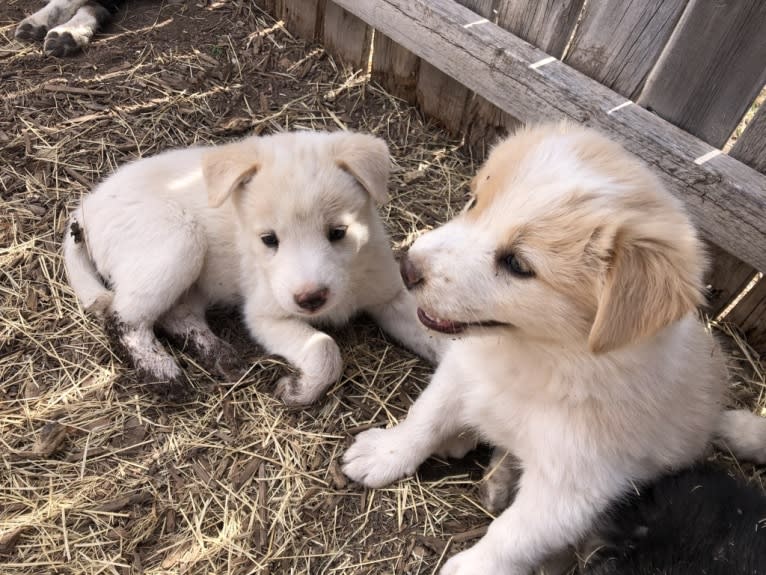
[464,18,489,28]
[693,149,722,165]
[529,56,556,69]
[607,101,633,115]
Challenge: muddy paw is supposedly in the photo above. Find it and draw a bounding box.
[138,374,193,403]
[44,31,81,57]
[16,21,47,41]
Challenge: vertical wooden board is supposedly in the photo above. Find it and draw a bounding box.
[416,61,471,133]
[276,0,323,40]
[726,278,766,355]
[258,0,277,14]
[497,0,585,58]
[731,104,766,174]
[414,0,496,135]
[564,0,688,99]
[704,242,758,316]
[635,0,766,335]
[461,93,520,156]
[637,0,766,148]
[371,34,420,103]
[322,2,371,68]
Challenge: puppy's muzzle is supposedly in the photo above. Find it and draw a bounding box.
[400,254,423,290]
[294,287,329,312]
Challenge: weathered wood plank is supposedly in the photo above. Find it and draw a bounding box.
[565,0,688,99]
[636,2,766,322]
[725,277,766,353]
[497,0,585,59]
[731,103,766,174]
[461,93,519,157]
[331,0,766,273]
[322,2,370,68]
[371,34,420,103]
[704,242,758,316]
[276,0,323,40]
[414,0,496,135]
[416,62,471,134]
[638,0,766,148]
[722,104,766,342]
[462,0,583,151]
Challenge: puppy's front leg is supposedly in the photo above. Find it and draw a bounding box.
[249,315,343,406]
[343,358,464,487]
[440,470,614,575]
[366,287,445,364]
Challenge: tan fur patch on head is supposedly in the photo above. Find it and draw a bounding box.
[466,123,570,220]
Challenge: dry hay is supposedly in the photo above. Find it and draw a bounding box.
[0,2,763,574]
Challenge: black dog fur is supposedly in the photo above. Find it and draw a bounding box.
[583,464,766,575]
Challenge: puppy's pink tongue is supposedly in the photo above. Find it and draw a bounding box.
[417,308,465,334]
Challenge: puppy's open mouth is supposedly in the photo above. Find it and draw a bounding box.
[417,308,507,334]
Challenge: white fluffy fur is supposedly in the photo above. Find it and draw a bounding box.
[342,124,766,574]
[64,130,442,403]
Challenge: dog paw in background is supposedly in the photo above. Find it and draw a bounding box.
[15,0,115,57]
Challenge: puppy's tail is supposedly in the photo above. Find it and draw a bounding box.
[714,409,766,464]
[63,209,113,314]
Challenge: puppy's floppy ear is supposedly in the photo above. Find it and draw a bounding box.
[202,141,259,208]
[588,229,705,354]
[333,133,390,204]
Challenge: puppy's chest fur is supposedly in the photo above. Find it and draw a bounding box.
[457,339,598,455]
[451,324,723,476]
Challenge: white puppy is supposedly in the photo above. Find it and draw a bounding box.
[64,130,442,402]
[343,123,766,574]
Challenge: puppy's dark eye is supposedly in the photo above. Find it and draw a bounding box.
[261,232,279,248]
[328,226,347,242]
[500,253,534,278]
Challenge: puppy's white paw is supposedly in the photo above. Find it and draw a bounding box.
[274,374,325,406]
[342,427,419,488]
[440,547,505,575]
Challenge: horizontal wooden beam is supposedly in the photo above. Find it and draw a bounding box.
[333,0,766,273]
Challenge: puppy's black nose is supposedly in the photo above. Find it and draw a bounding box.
[400,254,424,290]
[294,287,329,311]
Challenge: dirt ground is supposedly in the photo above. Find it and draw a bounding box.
[0,2,764,575]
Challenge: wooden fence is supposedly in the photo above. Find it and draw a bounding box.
[258,0,766,355]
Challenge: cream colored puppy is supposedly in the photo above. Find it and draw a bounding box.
[343,124,766,575]
[64,130,441,402]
